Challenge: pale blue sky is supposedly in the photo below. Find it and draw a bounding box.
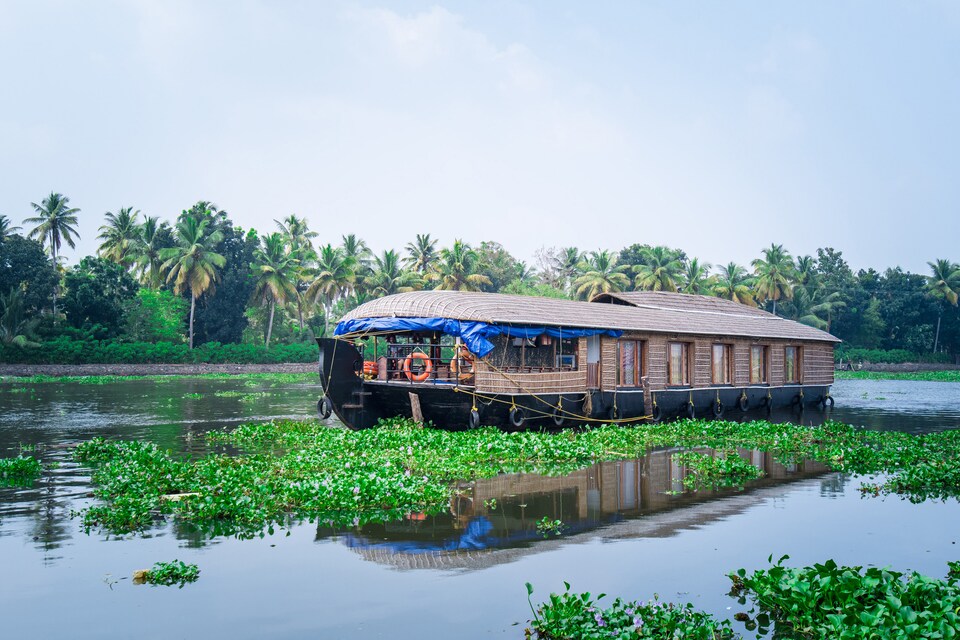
[1,1,957,273]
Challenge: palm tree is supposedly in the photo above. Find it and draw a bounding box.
[160,216,226,349]
[0,288,40,347]
[365,250,419,298]
[306,244,357,338]
[275,214,318,259]
[926,258,960,353]
[97,207,142,268]
[425,240,492,292]
[251,233,299,348]
[633,246,684,292]
[751,243,796,315]
[24,192,81,317]
[132,216,172,289]
[403,234,438,275]
[789,287,845,331]
[0,214,21,241]
[680,257,712,295]
[559,246,585,293]
[711,263,757,306]
[572,250,630,300]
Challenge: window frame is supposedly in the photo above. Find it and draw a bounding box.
[617,339,643,388]
[784,346,801,384]
[667,341,691,387]
[711,343,733,386]
[750,344,768,385]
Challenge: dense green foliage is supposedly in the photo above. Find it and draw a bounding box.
[529,558,960,639]
[0,337,318,364]
[72,418,960,539]
[0,455,42,486]
[62,256,139,338]
[1,372,316,384]
[730,556,960,639]
[141,560,200,588]
[4,192,958,363]
[526,583,734,639]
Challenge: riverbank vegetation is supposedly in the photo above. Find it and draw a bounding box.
[72,417,960,538]
[835,369,960,383]
[527,558,960,639]
[0,372,317,385]
[2,195,958,364]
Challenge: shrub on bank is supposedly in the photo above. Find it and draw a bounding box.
[0,337,319,364]
[835,347,952,365]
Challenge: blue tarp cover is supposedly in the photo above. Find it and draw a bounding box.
[334,316,621,357]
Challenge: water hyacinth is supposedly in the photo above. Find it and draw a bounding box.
[0,455,43,486]
[74,417,960,539]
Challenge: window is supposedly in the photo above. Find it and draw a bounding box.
[785,346,800,383]
[618,340,643,387]
[712,344,732,385]
[750,345,767,384]
[668,342,689,386]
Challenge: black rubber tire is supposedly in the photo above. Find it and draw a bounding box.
[712,401,724,418]
[469,409,481,429]
[551,407,565,427]
[825,395,835,408]
[687,402,696,419]
[738,395,749,412]
[318,397,332,420]
[509,407,525,428]
[651,405,663,423]
[608,405,619,421]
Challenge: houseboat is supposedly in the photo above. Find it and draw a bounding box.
[317,290,839,430]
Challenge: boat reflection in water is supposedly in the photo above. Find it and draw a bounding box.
[317,448,834,570]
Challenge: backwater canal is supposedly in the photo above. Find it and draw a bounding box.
[1,376,959,638]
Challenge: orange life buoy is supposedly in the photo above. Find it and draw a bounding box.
[402,352,433,382]
[449,347,475,381]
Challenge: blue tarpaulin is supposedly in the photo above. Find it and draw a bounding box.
[334,316,621,357]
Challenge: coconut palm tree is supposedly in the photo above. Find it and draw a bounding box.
[275,214,318,260]
[160,217,226,349]
[306,244,357,338]
[24,192,81,317]
[97,207,142,268]
[251,233,299,348]
[403,234,438,275]
[365,250,419,298]
[559,246,585,294]
[789,287,845,331]
[132,216,172,289]
[751,243,796,315]
[633,246,684,292]
[680,257,712,295]
[425,240,492,292]
[572,250,630,300]
[926,258,960,353]
[0,214,21,241]
[711,263,757,306]
[0,288,40,347]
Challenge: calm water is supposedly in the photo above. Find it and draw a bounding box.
[1,377,959,638]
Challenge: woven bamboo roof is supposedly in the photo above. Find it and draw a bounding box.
[341,291,839,343]
[593,291,773,316]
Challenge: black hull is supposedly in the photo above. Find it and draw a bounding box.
[317,339,832,430]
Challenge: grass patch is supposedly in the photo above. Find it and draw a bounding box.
[836,370,960,383]
[0,455,42,486]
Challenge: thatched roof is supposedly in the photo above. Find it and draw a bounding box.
[340,291,839,343]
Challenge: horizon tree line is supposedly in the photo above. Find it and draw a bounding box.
[1,191,958,357]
